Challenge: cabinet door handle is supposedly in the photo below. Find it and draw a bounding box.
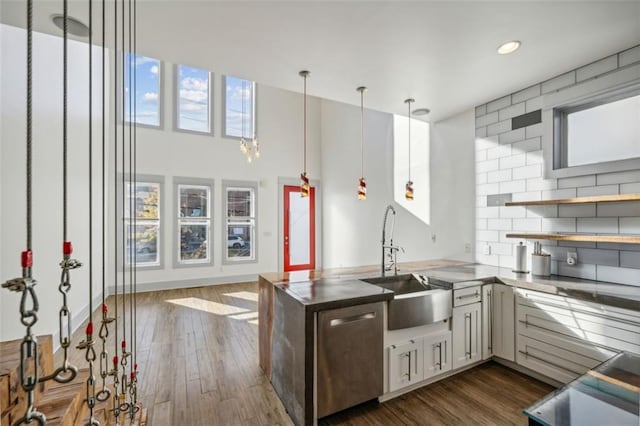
[407,351,412,381]
[438,343,443,370]
[329,312,376,327]
[518,350,583,376]
[488,289,493,352]
[465,312,472,358]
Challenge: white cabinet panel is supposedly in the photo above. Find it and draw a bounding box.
[482,285,493,360]
[424,332,452,379]
[452,302,481,369]
[388,339,423,392]
[493,284,515,361]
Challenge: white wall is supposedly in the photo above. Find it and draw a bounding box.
[1,25,104,341]
[320,99,475,269]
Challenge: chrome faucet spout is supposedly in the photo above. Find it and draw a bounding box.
[381,205,398,276]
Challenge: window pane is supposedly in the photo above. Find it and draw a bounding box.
[177,65,210,132]
[180,224,209,262]
[128,223,159,265]
[127,182,160,219]
[179,185,209,218]
[125,54,160,126]
[225,76,255,138]
[227,223,253,259]
[227,188,254,217]
[567,94,640,167]
[288,192,310,265]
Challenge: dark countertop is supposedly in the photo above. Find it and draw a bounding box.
[274,278,394,313]
[422,264,640,311]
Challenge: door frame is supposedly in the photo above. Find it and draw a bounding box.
[278,177,322,273]
[284,185,316,271]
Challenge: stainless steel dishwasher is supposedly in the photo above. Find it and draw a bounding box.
[317,302,383,418]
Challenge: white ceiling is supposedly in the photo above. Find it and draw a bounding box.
[2,1,639,121]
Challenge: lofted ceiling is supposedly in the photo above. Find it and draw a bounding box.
[1,1,639,121]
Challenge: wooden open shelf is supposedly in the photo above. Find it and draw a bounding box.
[505,193,640,207]
[506,233,640,244]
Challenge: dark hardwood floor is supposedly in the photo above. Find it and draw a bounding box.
[57,282,553,425]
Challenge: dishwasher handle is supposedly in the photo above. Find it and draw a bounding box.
[329,312,376,327]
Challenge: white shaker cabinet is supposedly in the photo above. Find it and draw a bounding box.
[483,284,515,361]
[452,301,481,369]
[423,331,452,379]
[388,339,423,392]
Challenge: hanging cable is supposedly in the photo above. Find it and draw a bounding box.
[404,98,414,201]
[299,70,310,197]
[357,86,367,200]
[1,1,46,423]
[42,0,81,386]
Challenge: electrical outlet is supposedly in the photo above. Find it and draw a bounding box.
[567,251,578,266]
[464,243,471,253]
[482,244,491,255]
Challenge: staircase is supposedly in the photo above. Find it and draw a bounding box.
[1,336,147,426]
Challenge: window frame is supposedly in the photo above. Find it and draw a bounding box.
[173,177,215,268]
[123,53,164,129]
[173,64,214,135]
[124,174,165,270]
[222,75,258,140]
[222,180,258,265]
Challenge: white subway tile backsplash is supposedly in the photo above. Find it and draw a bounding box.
[512,85,541,103]
[477,183,500,196]
[527,205,558,219]
[500,180,526,194]
[512,191,542,202]
[476,111,499,128]
[487,95,511,113]
[477,196,488,208]
[542,188,577,200]
[597,242,640,252]
[476,127,487,138]
[597,201,640,217]
[477,206,500,218]
[559,240,597,249]
[576,248,619,267]
[577,185,619,197]
[487,169,512,183]
[541,71,576,94]
[499,255,515,269]
[487,144,512,160]
[525,96,543,113]
[596,170,640,185]
[499,128,526,144]
[542,218,576,233]
[557,175,596,189]
[500,154,526,170]
[513,218,542,232]
[620,217,640,234]
[491,243,514,256]
[499,206,527,218]
[476,254,500,267]
[477,230,500,242]
[577,218,619,234]
[559,204,596,217]
[576,55,617,82]
[541,245,571,261]
[476,150,488,162]
[619,45,640,67]
[476,135,499,151]
[513,164,542,180]
[475,104,487,117]
[477,159,500,173]
[487,119,512,136]
[512,137,541,154]
[525,123,543,138]
[621,182,640,194]
[499,102,525,121]
[477,219,488,230]
[527,178,557,191]
[526,150,544,165]
[596,265,640,286]
[620,251,640,269]
[477,173,488,185]
[557,263,596,280]
[487,218,513,231]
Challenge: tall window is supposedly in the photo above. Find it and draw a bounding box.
[124,53,161,127]
[176,180,212,266]
[224,76,256,139]
[223,181,257,263]
[175,65,212,133]
[126,180,161,267]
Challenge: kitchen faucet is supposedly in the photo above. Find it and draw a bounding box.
[381,205,403,276]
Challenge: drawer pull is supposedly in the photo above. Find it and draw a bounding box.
[456,292,480,300]
[517,350,584,376]
[329,312,375,327]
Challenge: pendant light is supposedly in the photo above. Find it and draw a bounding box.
[357,86,367,200]
[299,70,310,198]
[404,98,414,201]
[239,79,260,162]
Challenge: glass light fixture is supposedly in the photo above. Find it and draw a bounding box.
[239,79,259,162]
[404,98,414,201]
[357,86,367,200]
[299,70,310,198]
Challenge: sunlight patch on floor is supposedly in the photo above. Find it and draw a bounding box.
[228,312,259,321]
[166,297,250,315]
[223,291,259,302]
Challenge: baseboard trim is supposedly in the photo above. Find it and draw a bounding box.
[107,274,259,295]
[493,357,562,388]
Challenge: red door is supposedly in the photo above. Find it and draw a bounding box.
[284,185,316,272]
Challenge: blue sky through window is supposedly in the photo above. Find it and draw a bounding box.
[225,76,255,138]
[177,65,210,132]
[125,53,160,126]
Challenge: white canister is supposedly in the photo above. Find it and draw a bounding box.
[532,253,551,277]
[513,242,528,273]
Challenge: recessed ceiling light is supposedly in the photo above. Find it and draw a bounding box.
[497,40,521,55]
[412,108,430,116]
[51,14,90,38]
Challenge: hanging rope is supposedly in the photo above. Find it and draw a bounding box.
[42,0,81,386]
[0,1,46,423]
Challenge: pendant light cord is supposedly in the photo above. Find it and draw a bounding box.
[407,100,411,182]
[360,89,364,179]
[303,74,307,174]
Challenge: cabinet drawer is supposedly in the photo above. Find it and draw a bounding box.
[517,335,588,384]
[453,286,482,307]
